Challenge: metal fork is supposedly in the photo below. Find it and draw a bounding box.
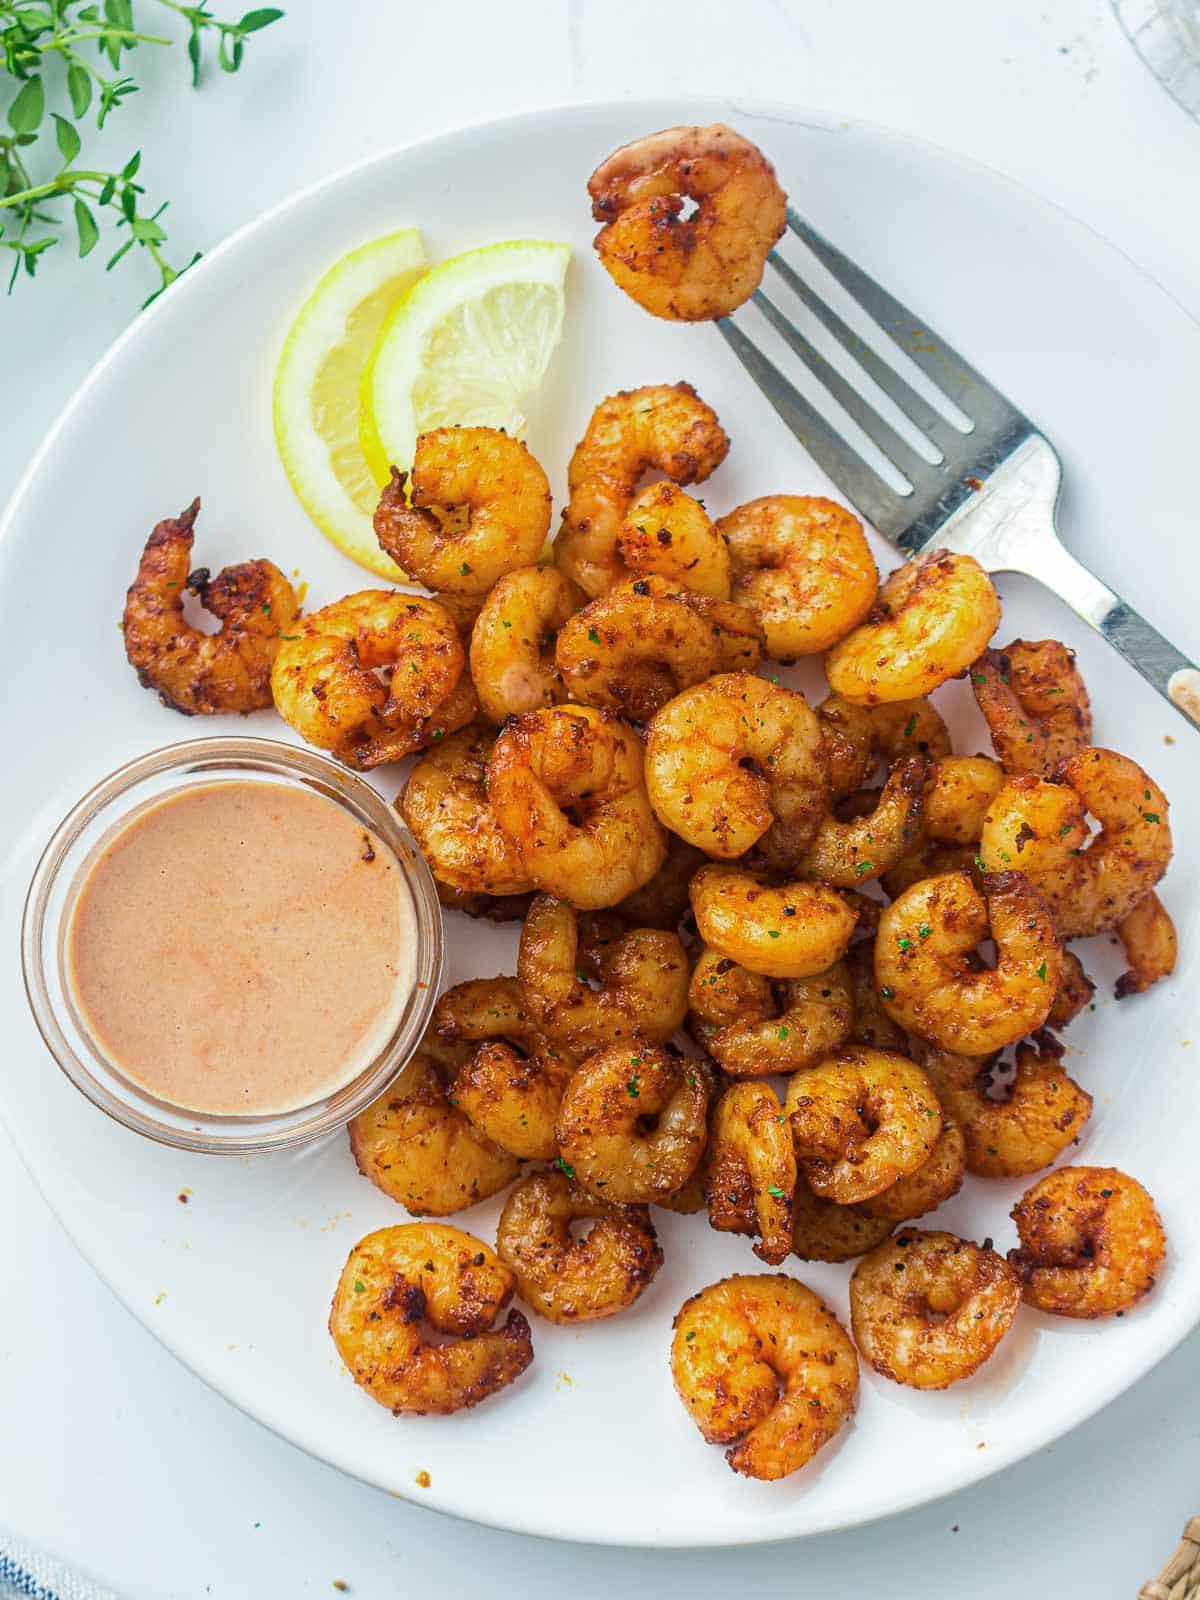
[719,207,1200,730]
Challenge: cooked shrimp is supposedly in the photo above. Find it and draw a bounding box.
[971,639,1092,775]
[705,1081,797,1264]
[618,481,731,597]
[845,939,912,1054]
[817,693,951,797]
[856,1122,967,1224]
[917,1035,1091,1179]
[373,427,551,594]
[487,705,666,908]
[1116,890,1177,998]
[849,1230,1021,1389]
[825,551,1001,705]
[1009,1166,1166,1318]
[690,864,858,981]
[645,673,829,864]
[1048,950,1096,1028]
[517,894,688,1054]
[880,839,981,902]
[717,496,878,661]
[468,566,585,724]
[495,1169,663,1323]
[555,1042,710,1203]
[554,383,730,597]
[790,1183,896,1262]
[614,834,706,929]
[348,1050,518,1216]
[979,750,1172,937]
[875,869,1062,1055]
[924,757,1005,844]
[671,1275,858,1480]
[785,1048,942,1204]
[681,591,767,673]
[271,591,465,769]
[401,726,534,898]
[590,124,786,322]
[798,755,928,888]
[688,946,854,1077]
[556,576,721,722]
[329,1224,533,1414]
[123,498,299,715]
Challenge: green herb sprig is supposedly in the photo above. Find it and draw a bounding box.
[0,1,283,302]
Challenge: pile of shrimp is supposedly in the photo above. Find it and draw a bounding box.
[121,119,1177,1480]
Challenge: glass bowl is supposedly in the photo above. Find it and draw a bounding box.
[1112,0,1200,121]
[21,736,444,1154]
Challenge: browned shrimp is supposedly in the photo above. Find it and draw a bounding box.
[1048,950,1096,1028]
[825,551,1001,705]
[917,1036,1092,1179]
[856,1122,967,1225]
[495,1169,663,1323]
[875,870,1062,1055]
[618,482,732,598]
[718,496,878,661]
[979,751,1172,938]
[373,427,551,594]
[517,894,688,1055]
[330,1224,533,1414]
[348,1049,518,1215]
[487,705,667,908]
[401,725,534,898]
[555,575,721,722]
[971,640,1092,775]
[646,673,830,866]
[1116,890,1178,998]
[271,591,466,769]
[785,1048,942,1204]
[797,755,929,888]
[555,1042,711,1203]
[671,1275,858,1480]
[1009,1166,1166,1318]
[554,383,730,597]
[123,499,299,714]
[614,834,706,929]
[817,693,951,797]
[790,1184,896,1262]
[705,1081,797,1265]
[850,1230,1021,1389]
[687,946,854,1078]
[589,124,786,322]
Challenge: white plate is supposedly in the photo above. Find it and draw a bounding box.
[2,99,1198,1548]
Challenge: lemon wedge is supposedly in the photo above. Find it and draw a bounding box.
[364,239,570,487]
[273,229,426,579]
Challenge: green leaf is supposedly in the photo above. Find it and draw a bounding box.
[238,7,285,31]
[98,175,117,205]
[186,27,202,86]
[67,63,92,119]
[54,115,81,164]
[121,150,141,180]
[74,197,99,257]
[131,216,166,243]
[105,236,134,270]
[7,75,45,135]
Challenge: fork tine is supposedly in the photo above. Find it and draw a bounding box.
[751,287,940,485]
[766,250,965,449]
[716,316,913,540]
[786,208,1022,427]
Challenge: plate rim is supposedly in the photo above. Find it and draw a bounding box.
[3,92,1199,1549]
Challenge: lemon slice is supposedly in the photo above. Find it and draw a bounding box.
[274,229,427,579]
[364,239,570,486]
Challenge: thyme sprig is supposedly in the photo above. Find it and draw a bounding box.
[0,0,283,302]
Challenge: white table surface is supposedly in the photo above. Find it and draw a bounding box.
[4,1,1200,1594]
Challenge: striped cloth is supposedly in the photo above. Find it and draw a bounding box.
[0,1532,119,1600]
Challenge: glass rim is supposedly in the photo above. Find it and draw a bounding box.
[20,734,444,1155]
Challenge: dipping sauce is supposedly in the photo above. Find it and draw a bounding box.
[65,781,416,1116]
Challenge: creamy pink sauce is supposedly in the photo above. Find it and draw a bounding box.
[65,781,415,1115]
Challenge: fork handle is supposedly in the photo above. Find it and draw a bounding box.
[1018,534,1200,730]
